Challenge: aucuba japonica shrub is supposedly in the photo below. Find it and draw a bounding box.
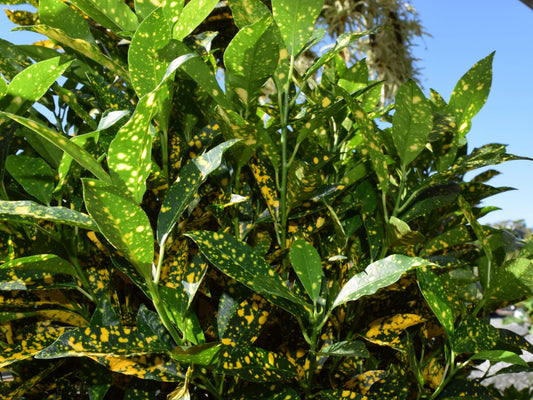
[0,0,532,399]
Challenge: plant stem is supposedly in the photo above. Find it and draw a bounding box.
[279,54,296,249]
[233,165,242,239]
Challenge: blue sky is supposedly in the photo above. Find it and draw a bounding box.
[410,0,533,227]
[1,1,532,227]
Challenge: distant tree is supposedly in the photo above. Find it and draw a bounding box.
[492,219,532,240]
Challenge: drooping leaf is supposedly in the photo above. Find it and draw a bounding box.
[362,314,426,351]
[332,255,431,308]
[0,112,111,184]
[1,254,77,277]
[0,268,77,291]
[83,179,154,280]
[272,0,324,56]
[157,139,239,244]
[289,239,324,303]
[0,200,98,230]
[69,0,138,34]
[417,267,456,337]
[392,79,433,167]
[0,324,67,367]
[91,353,183,381]
[36,326,171,359]
[107,92,158,203]
[185,230,311,317]
[18,25,129,81]
[469,350,528,367]
[447,52,494,137]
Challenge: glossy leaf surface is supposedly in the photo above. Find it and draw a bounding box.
[333,255,430,308]
[289,239,324,303]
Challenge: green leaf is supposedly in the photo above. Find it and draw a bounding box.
[173,0,218,41]
[135,0,164,20]
[83,179,154,280]
[469,350,528,367]
[392,79,433,166]
[447,52,494,137]
[417,267,456,337]
[170,342,222,367]
[5,155,55,204]
[0,324,67,368]
[228,0,270,29]
[107,93,158,203]
[129,7,173,97]
[1,254,77,277]
[451,317,499,354]
[0,57,73,121]
[0,200,98,230]
[36,326,170,359]
[185,230,311,317]
[19,25,129,81]
[171,40,230,107]
[39,0,94,43]
[69,0,138,34]
[224,15,279,107]
[345,92,389,193]
[217,345,298,382]
[0,112,111,184]
[289,239,324,303]
[157,139,239,244]
[332,255,430,308]
[318,340,369,358]
[400,182,462,222]
[0,268,77,291]
[272,0,324,56]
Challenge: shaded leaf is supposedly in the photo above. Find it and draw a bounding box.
[417,267,456,337]
[452,317,499,354]
[318,340,369,358]
[173,0,218,40]
[157,139,239,244]
[289,239,324,303]
[6,154,55,204]
[0,112,111,184]
[228,0,270,29]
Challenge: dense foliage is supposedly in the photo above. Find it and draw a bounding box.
[0,0,532,399]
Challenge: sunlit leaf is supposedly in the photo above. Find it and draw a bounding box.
[447,52,494,136]
[0,200,98,230]
[83,179,154,280]
[272,0,324,56]
[107,92,158,203]
[392,79,433,166]
[333,255,431,308]
[318,340,369,358]
[228,0,270,28]
[173,0,218,41]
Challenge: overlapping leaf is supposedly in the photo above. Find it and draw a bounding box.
[83,179,154,279]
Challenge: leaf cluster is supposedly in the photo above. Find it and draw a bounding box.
[0,0,532,399]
